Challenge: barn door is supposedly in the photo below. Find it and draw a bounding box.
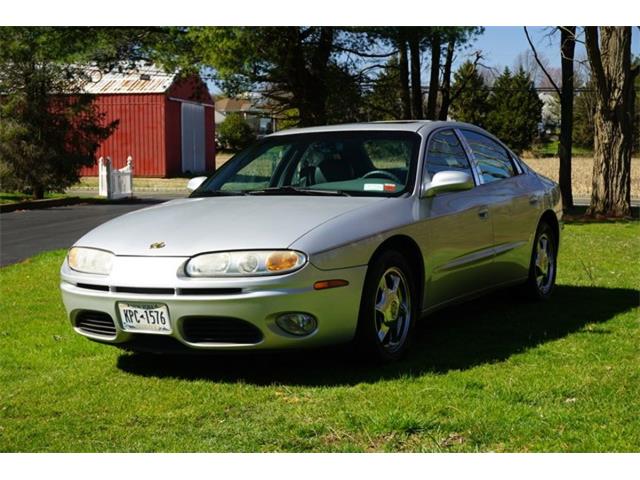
[181,102,205,173]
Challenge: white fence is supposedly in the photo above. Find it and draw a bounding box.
[98,156,133,199]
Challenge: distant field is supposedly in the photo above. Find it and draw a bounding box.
[522,157,640,198]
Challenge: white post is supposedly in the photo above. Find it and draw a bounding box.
[105,156,113,200]
[126,156,133,198]
[98,156,113,198]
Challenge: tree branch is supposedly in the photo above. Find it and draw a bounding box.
[523,26,562,97]
[333,45,398,58]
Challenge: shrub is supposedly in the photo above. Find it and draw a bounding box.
[218,113,256,151]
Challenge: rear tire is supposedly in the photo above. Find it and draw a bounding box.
[354,250,417,362]
[522,221,557,300]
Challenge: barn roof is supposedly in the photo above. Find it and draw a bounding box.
[81,63,176,94]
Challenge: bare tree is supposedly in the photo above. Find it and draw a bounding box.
[397,30,412,120]
[408,29,424,119]
[524,26,576,209]
[584,26,638,217]
[425,30,441,120]
[438,36,456,120]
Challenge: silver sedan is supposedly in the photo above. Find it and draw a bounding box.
[60,121,562,361]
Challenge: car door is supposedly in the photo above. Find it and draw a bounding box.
[459,129,542,285]
[418,129,496,310]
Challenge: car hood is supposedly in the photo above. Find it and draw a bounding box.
[75,196,385,256]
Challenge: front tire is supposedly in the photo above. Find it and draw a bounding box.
[355,250,416,361]
[522,221,557,300]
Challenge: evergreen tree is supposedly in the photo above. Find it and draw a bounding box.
[486,67,543,153]
[573,85,596,150]
[449,61,490,127]
[364,56,403,121]
[0,28,121,198]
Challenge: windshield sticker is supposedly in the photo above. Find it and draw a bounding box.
[383,183,397,192]
[363,183,384,191]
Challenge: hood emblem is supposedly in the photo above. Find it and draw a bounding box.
[149,241,166,249]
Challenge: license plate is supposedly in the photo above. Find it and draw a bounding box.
[118,302,171,334]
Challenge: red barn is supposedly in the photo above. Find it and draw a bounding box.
[80,64,215,177]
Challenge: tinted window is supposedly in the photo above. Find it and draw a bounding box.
[425,129,473,179]
[462,130,515,183]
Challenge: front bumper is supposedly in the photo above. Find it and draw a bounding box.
[60,256,367,351]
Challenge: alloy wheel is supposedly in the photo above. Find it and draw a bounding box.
[534,232,555,295]
[374,267,412,354]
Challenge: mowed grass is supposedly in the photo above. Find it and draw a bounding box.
[0,223,638,452]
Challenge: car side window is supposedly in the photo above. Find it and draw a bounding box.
[462,130,516,183]
[425,129,473,180]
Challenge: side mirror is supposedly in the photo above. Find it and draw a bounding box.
[422,171,474,198]
[187,176,207,192]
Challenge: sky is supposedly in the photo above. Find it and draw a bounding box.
[463,26,640,70]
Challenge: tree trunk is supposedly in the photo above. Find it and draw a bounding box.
[558,26,576,209]
[305,27,334,126]
[438,36,455,120]
[397,31,412,120]
[33,184,45,200]
[426,31,441,120]
[585,27,634,218]
[409,30,423,119]
[286,27,334,127]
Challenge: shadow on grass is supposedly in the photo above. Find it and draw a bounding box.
[116,285,638,386]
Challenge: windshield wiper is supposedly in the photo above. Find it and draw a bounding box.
[190,190,248,197]
[245,186,350,196]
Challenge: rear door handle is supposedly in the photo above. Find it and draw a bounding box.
[529,195,540,205]
[478,208,489,220]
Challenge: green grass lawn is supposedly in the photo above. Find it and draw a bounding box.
[0,223,638,452]
[0,192,68,205]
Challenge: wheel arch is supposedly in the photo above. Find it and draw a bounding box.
[368,235,425,312]
[539,209,560,249]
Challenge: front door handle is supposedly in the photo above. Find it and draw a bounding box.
[478,208,489,220]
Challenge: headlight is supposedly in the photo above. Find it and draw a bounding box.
[185,250,307,277]
[67,247,114,275]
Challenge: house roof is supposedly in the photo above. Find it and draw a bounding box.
[215,97,257,113]
[81,64,176,94]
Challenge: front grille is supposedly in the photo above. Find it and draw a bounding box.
[76,311,116,337]
[178,288,243,296]
[76,283,109,292]
[75,284,243,296]
[113,286,175,295]
[182,316,263,344]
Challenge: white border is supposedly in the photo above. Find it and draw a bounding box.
[2,453,640,480]
[2,0,638,26]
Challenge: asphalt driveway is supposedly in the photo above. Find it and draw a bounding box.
[0,199,170,266]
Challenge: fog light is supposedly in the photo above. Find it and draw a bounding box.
[276,313,317,336]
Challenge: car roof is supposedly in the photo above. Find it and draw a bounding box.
[266,120,486,137]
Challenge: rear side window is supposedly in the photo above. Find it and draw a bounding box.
[425,130,473,179]
[462,130,515,183]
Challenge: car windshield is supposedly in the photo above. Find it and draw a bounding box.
[192,131,421,197]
